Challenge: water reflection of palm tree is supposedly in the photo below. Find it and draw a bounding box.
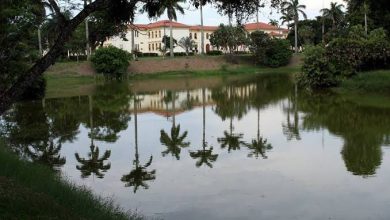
[75,96,111,179]
[190,88,218,168]
[244,108,272,159]
[27,140,66,171]
[282,85,301,140]
[160,90,190,160]
[215,86,246,153]
[218,119,245,153]
[121,94,156,193]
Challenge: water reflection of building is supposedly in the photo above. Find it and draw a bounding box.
[129,84,258,117]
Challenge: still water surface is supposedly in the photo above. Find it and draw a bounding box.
[1,73,390,220]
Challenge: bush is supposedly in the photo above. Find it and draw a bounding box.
[326,38,364,76]
[91,46,131,78]
[207,50,223,56]
[263,39,292,67]
[250,31,292,67]
[298,45,339,89]
[299,26,390,89]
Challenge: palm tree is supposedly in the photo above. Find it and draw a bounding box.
[190,88,218,168]
[194,0,207,54]
[121,94,156,193]
[178,37,196,56]
[269,19,279,27]
[281,0,307,53]
[280,11,293,30]
[157,0,185,57]
[320,2,344,29]
[75,95,111,179]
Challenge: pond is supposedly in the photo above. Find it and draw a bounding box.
[1,73,390,220]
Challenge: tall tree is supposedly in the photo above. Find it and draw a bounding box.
[281,0,307,53]
[320,2,344,29]
[154,0,185,57]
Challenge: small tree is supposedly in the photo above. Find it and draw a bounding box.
[91,46,131,79]
[162,35,177,56]
[210,24,248,53]
[178,37,196,56]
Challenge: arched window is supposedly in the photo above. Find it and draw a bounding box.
[194,33,197,39]
[206,33,209,39]
[159,30,161,38]
[152,44,154,51]
[189,33,192,39]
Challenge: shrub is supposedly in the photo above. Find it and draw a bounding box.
[250,31,292,67]
[263,39,293,67]
[91,46,131,78]
[298,45,339,89]
[207,50,223,56]
[326,38,364,76]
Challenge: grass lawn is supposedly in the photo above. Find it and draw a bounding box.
[0,141,142,220]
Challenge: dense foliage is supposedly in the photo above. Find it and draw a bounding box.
[250,31,292,67]
[210,25,248,53]
[91,46,131,78]
[298,45,338,88]
[299,26,390,88]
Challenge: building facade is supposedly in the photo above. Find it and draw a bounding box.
[106,20,288,55]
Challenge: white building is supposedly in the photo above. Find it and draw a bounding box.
[106,20,288,55]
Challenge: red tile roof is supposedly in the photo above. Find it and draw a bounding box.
[147,20,189,29]
[244,22,280,31]
[189,25,219,31]
[130,21,288,33]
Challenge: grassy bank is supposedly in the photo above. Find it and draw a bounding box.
[332,70,390,108]
[44,65,300,98]
[0,142,141,220]
[129,65,300,80]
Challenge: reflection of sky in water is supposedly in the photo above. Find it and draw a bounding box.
[3,74,390,220]
[59,100,390,220]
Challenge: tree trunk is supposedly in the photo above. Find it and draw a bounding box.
[170,20,174,57]
[84,0,91,60]
[200,3,205,55]
[38,26,43,57]
[0,0,106,115]
[294,17,298,54]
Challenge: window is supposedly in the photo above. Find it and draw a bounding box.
[194,33,197,39]
[159,43,161,49]
[149,44,151,51]
[159,30,161,38]
[206,33,209,39]
[155,31,157,38]
[148,32,151,38]
[152,43,154,51]
[189,33,192,39]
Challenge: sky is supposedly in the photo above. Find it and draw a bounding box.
[134,0,346,27]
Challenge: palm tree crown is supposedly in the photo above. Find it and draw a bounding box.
[320,2,344,28]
